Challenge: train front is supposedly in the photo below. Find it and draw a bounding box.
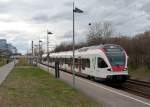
[103,44,129,83]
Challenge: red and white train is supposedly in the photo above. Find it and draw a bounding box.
[42,44,129,83]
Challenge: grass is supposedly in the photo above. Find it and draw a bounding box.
[16,57,32,66]
[128,66,150,82]
[0,62,100,107]
[0,57,7,67]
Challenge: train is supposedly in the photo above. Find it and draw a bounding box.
[42,44,129,83]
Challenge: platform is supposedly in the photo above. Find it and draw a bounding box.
[39,64,150,107]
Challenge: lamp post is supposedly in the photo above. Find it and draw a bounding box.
[31,41,34,65]
[39,40,42,64]
[34,44,38,65]
[47,30,53,72]
[72,2,83,87]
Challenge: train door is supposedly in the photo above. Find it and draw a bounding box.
[91,57,96,71]
[95,57,108,77]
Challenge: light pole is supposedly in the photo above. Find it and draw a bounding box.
[31,41,34,65]
[39,40,42,64]
[72,2,83,87]
[34,44,38,65]
[47,30,53,72]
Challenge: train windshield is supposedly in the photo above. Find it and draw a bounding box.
[106,52,125,66]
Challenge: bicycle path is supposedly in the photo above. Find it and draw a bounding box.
[0,62,15,85]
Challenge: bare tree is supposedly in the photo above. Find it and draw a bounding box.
[87,21,114,45]
[103,21,113,39]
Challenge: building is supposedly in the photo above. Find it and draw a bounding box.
[0,39,7,49]
[7,44,17,54]
[0,39,18,55]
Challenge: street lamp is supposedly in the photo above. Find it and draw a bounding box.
[47,30,53,72]
[47,30,53,54]
[39,40,42,63]
[72,2,83,87]
[89,22,91,26]
[34,44,38,65]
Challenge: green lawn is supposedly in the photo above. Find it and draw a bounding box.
[0,58,7,67]
[0,66,101,107]
[128,66,150,82]
[16,57,32,66]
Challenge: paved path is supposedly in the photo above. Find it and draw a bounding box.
[0,62,15,85]
[39,64,150,107]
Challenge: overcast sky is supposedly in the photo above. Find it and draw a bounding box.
[0,0,150,53]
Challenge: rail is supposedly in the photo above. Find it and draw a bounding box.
[122,79,150,99]
[40,63,150,99]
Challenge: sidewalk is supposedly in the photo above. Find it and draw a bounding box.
[0,61,15,85]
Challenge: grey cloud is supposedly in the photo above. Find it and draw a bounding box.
[31,7,72,24]
[0,18,18,22]
[141,1,150,14]
[32,14,50,23]
[0,0,150,53]
[58,31,72,41]
[50,12,72,22]
[63,1,73,7]
[57,30,87,43]
[0,33,6,38]
[9,34,30,53]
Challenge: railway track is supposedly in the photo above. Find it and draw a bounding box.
[122,79,150,99]
[41,63,150,99]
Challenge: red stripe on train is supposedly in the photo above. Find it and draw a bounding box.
[112,66,124,72]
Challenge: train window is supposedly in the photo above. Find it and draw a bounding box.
[85,59,90,68]
[54,58,56,62]
[49,58,52,62]
[43,57,46,61]
[59,58,62,63]
[66,58,72,64]
[62,58,65,63]
[81,59,85,70]
[52,58,54,62]
[97,58,108,68]
[46,57,49,62]
[75,58,79,68]
[82,59,90,69]
[64,58,67,64]
[70,58,73,64]
[66,58,69,64]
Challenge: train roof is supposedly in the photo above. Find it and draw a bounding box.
[42,44,124,58]
[76,44,122,52]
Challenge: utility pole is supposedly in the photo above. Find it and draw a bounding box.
[72,2,83,87]
[47,30,49,55]
[32,41,33,55]
[39,40,40,63]
[32,41,34,65]
[27,49,28,64]
[47,30,53,72]
[39,40,42,64]
[47,30,49,72]
[34,45,38,66]
[72,2,75,87]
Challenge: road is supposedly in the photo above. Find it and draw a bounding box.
[39,64,150,107]
[0,62,15,85]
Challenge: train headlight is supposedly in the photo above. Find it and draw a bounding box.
[123,68,127,71]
